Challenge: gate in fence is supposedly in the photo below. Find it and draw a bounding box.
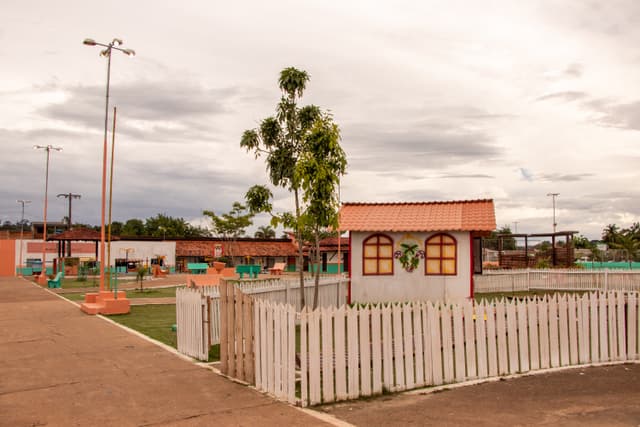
[219,280,255,383]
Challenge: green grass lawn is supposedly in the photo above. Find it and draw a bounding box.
[106,303,220,362]
[108,304,177,349]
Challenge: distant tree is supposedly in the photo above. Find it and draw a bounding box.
[484,225,516,250]
[573,234,593,249]
[122,218,145,236]
[609,232,640,266]
[602,224,620,245]
[254,225,276,239]
[110,221,123,236]
[145,214,205,238]
[203,202,254,264]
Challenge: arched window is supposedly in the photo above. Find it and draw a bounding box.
[363,234,394,275]
[425,233,457,275]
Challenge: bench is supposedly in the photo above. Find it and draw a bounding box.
[47,272,63,288]
[269,262,287,275]
[186,263,209,274]
[235,264,260,279]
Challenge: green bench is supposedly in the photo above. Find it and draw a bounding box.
[235,264,261,279]
[187,263,209,274]
[47,272,63,288]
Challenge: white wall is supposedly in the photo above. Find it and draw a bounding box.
[110,241,176,266]
[14,239,176,267]
[350,231,471,303]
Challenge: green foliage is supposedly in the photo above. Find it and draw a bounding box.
[240,67,347,308]
[144,213,206,238]
[203,202,254,239]
[573,234,593,249]
[484,225,516,250]
[122,218,145,236]
[535,257,552,268]
[254,225,276,239]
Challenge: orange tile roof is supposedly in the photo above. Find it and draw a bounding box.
[339,199,496,232]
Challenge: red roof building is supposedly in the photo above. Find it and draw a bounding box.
[339,199,496,303]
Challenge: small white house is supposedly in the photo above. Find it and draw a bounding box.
[339,199,496,303]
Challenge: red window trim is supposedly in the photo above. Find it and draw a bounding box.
[362,233,394,276]
[425,233,457,276]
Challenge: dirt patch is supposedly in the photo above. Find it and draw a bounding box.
[319,364,640,426]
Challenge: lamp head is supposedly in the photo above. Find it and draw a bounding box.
[122,48,136,56]
[83,38,97,46]
[100,48,110,57]
[112,38,123,46]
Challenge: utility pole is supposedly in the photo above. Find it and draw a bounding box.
[57,193,81,230]
[513,221,519,234]
[34,144,62,285]
[547,193,559,233]
[16,200,32,276]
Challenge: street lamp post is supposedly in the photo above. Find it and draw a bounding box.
[547,193,559,233]
[34,145,62,284]
[57,193,81,231]
[83,37,134,293]
[16,199,31,276]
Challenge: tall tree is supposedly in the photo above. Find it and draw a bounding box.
[241,67,323,307]
[296,113,347,308]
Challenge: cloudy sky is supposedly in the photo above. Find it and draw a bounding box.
[1,0,639,240]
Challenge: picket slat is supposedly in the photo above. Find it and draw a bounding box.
[413,304,425,386]
[359,307,372,396]
[452,304,466,381]
[528,298,539,371]
[463,303,476,379]
[392,304,405,390]
[403,304,415,389]
[538,296,550,369]
[589,293,599,362]
[371,305,383,394]
[334,306,347,400]
[429,304,443,385]
[422,303,433,385]
[568,296,578,365]
[476,302,488,378]
[558,295,569,366]
[628,293,637,360]
[300,308,308,406]
[495,301,508,375]
[506,301,518,374]
[382,305,393,390]
[441,305,454,383]
[347,306,359,398]
[322,307,335,403]
[309,308,321,405]
[617,292,626,360]
[486,302,498,377]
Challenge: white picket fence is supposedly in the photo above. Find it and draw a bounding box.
[176,288,210,360]
[176,277,348,359]
[253,291,640,406]
[475,269,640,293]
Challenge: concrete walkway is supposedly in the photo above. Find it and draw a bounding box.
[0,276,330,427]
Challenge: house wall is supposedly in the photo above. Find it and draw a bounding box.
[0,240,16,277]
[350,231,471,303]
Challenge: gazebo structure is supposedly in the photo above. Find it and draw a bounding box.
[497,231,578,268]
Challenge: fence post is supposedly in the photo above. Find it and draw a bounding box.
[527,268,530,291]
[604,269,608,292]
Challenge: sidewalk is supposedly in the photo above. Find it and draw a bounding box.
[0,276,330,427]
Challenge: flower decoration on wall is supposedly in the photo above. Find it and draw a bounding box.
[394,241,425,273]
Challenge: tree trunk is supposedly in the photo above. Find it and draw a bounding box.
[313,229,320,309]
[294,189,305,307]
